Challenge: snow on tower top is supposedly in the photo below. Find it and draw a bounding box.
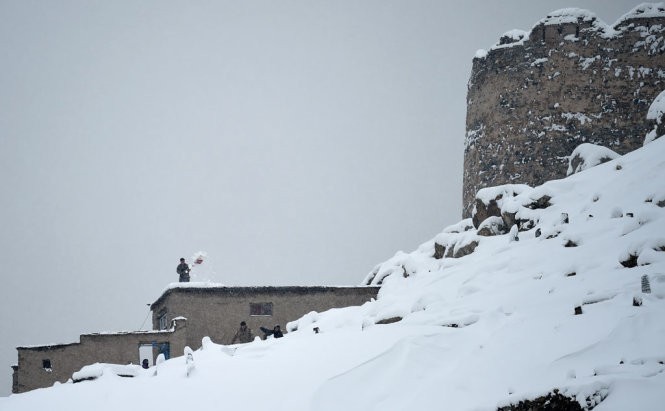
[536,8,598,26]
[476,3,665,58]
[616,2,665,23]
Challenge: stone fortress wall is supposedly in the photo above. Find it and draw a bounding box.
[463,4,665,217]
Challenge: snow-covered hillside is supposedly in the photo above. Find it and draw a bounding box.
[2,137,664,410]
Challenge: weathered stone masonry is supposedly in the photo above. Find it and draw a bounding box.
[463,6,665,217]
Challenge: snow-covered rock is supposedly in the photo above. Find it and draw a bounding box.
[567,143,620,176]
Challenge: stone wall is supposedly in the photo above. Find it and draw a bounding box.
[463,5,665,217]
[13,319,186,394]
[150,286,379,347]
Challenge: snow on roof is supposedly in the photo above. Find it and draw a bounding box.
[18,328,178,350]
[161,281,225,292]
[17,342,80,350]
[160,282,373,295]
[88,329,173,336]
[153,282,377,308]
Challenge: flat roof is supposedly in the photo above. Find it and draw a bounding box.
[150,283,379,310]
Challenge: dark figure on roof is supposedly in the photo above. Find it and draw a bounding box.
[177,258,190,282]
[260,325,284,339]
[231,321,254,344]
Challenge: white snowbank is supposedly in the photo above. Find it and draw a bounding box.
[72,363,144,382]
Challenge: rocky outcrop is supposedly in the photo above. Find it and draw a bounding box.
[497,387,607,411]
[497,391,583,411]
[477,216,507,236]
[363,220,482,286]
[463,4,665,217]
[453,240,479,258]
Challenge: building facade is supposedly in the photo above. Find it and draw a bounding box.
[13,320,186,394]
[12,285,378,394]
[150,286,380,347]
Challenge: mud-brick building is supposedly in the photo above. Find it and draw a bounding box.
[12,321,186,394]
[12,285,379,394]
[150,285,380,346]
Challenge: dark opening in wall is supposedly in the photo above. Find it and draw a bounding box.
[250,302,273,316]
[42,359,51,369]
[158,342,170,360]
[158,310,168,330]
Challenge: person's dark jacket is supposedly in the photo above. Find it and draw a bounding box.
[177,262,190,282]
[260,326,284,339]
[231,326,254,344]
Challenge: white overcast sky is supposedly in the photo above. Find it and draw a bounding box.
[0,0,643,395]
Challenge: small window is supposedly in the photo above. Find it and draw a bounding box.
[42,359,51,370]
[249,302,273,316]
[158,313,168,330]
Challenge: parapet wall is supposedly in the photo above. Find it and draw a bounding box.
[463,4,665,217]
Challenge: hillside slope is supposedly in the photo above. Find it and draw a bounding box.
[2,138,664,410]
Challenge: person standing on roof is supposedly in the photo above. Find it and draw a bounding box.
[177,258,190,282]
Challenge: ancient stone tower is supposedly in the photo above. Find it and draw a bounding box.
[463,4,665,217]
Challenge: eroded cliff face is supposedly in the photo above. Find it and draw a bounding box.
[463,5,665,217]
